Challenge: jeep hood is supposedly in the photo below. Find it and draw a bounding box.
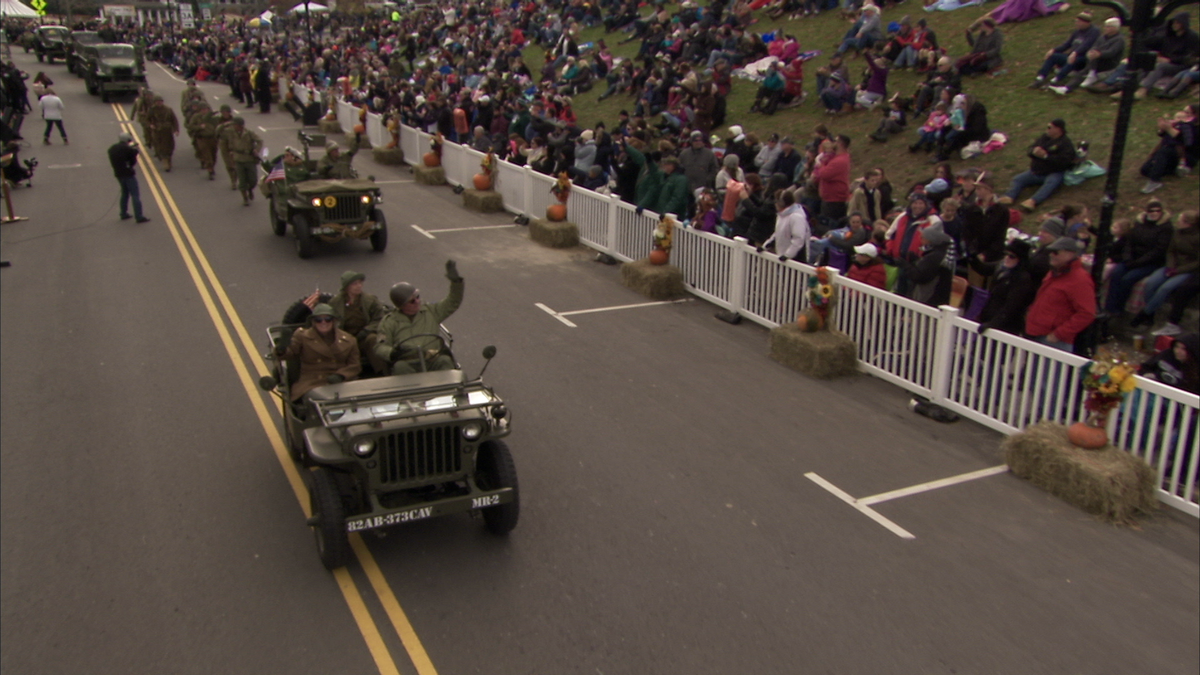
[101,59,138,69]
[292,178,379,194]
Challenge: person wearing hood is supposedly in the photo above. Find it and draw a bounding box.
[678,130,718,193]
[896,220,955,306]
[1138,333,1199,394]
[974,239,1038,336]
[1133,13,1200,101]
[278,304,362,402]
[1105,199,1173,314]
[1024,237,1096,352]
[763,190,811,263]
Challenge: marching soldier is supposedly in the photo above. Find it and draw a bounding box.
[131,87,154,142]
[187,102,220,180]
[214,104,238,190]
[147,97,179,172]
[180,78,204,113]
[227,116,263,206]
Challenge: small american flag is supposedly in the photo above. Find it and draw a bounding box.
[265,161,286,183]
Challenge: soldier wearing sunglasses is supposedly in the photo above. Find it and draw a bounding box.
[277,303,362,401]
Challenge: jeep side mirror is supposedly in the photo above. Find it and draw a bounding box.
[482,345,497,359]
[258,375,278,391]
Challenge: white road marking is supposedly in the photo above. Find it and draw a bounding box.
[45,164,82,169]
[410,224,435,239]
[858,465,1009,506]
[805,473,916,540]
[257,126,299,132]
[153,62,185,83]
[421,224,517,234]
[559,299,692,317]
[535,303,577,328]
[373,179,414,184]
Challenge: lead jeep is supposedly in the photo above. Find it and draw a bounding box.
[259,320,518,570]
[264,131,387,259]
[80,44,146,102]
[33,26,70,63]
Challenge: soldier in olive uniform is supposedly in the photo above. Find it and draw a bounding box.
[147,97,179,172]
[227,116,263,205]
[180,78,204,113]
[374,261,464,375]
[131,87,154,142]
[330,270,387,373]
[214,105,238,189]
[187,102,219,180]
[277,303,361,402]
[316,135,361,180]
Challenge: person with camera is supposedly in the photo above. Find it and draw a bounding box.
[107,132,149,223]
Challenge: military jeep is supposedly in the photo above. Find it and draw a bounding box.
[259,322,518,570]
[263,131,388,259]
[33,26,70,64]
[66,31,102,75]
[80,44,146,102]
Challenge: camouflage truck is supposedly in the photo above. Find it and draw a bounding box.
[33,26,70,64]
[66,30,102,75]
[80,44,146,102]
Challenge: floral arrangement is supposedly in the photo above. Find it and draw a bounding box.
[431,132,444,159]
[480,152,495,177]
[551,172,572,203]
[808,267,835,319]
[654,214,676,252]
[1081,355,1138,417]
[386,114,399,148]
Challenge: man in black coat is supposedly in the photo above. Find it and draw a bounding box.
[1003,118,1076,212]
[976,239,1038,336]
[1104,200,1173,313]
[107,132,149,223]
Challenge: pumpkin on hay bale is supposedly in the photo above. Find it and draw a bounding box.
[1002,421,1157,525]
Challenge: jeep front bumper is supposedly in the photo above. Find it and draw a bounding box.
[327,487,516,533]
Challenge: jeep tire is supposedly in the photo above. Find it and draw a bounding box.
[310,468,352,570]
[293,212,317,259]
[370,210,388,252]
[476,440,520,534]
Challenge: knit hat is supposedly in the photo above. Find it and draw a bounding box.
[1104,17,1121,28]
[1040,216,1067,237]
[726,125,743,138]
[580,129,594,141]
[1004,238,1031,261]
[921,221,951,246]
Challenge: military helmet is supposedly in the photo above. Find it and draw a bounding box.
[341,270,366,289]
[310,303,336,320]
[232,115,245,126]
[219,104,232,113]
[389,282,418,308]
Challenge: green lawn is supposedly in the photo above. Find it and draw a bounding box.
[525,4,1198,229]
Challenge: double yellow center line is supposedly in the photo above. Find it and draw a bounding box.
[110,103,438,675]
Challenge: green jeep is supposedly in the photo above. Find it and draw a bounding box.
[33,26,70,64]
[66,31,102,75]
[262,131,387,259]
[80,44,146,102]
[260,322,519,570]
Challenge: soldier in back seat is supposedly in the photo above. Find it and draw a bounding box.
[277,304,362,401]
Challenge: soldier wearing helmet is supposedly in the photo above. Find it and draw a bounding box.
[277,303,362,401]
[316,131,362,180]
[374,260,464,375]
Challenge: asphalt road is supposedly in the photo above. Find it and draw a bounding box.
[3,51,1198,675]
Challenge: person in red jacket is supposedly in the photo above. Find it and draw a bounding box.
[847,242,888,289]
[1024,237,1096,352]
[812,134,852,235]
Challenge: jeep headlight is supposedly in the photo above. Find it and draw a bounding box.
[461,422,485,441]
[360,194,372,204]
[353,439,375,457]
[311,197,322,207]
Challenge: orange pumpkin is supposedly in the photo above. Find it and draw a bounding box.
[546,203,567,221]
[473,173,492,191]
[423,151,441,168]
[649,249,669,265]
[353,123,366,134]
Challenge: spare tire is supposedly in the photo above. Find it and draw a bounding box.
[282,293,332,325]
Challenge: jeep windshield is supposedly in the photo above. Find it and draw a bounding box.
[41,28,68,40]
[96,45,135,58]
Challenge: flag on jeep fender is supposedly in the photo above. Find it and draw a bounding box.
[265,161,286,183]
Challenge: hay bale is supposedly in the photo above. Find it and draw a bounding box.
[768,324,858,380]
[529,217,580,249]
[1003,421,1157,524]
[318,118,343,135]
[346,132,372,150]
[462,189,505,213]
[620,259,686,300]
[372,147,406,166]
[413,165,447,186]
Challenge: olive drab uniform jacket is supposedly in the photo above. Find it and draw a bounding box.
[187,108,218,139]
[316,144,360,179]
[330,290,386,338]
[228,126,263,163]
[373,279,464,366]
[281,326,362,401]
[132,90,154,138]
[180,85,204,113]
[147,103,179,157]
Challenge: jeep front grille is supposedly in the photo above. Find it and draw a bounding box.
[112,68,133,79]
[321,195,365,223]
[378,427,463,484]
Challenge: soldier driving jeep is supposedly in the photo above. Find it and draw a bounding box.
[374,260,464,375]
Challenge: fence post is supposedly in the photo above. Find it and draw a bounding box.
[523,165,535,217]
[607,193,621,256]
[929,304,960,405]
[727,240,749,316]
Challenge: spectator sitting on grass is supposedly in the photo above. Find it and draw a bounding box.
[957,17,1004,77]
[1131,12,1200,101]
[1049,17,1125,95]
[1104,199,1172,316]
[838,5,884,57]
[868,94,910,143]
[913,56,960,114]
[1028,12,1100,90]
[1140,103,1198,194]
[1002,118,1075,212]
[910,101,950,153]
[1129,209,1200,330]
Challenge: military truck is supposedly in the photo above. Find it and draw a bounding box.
[259,319,519,570]
[33,26,70,64]
[79,44,146,102]
[66,31,102,75]
[263,131,388,259]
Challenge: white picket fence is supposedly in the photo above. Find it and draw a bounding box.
[328,106,1198,517]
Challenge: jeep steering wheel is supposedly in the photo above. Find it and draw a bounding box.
[392,334,452,372]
